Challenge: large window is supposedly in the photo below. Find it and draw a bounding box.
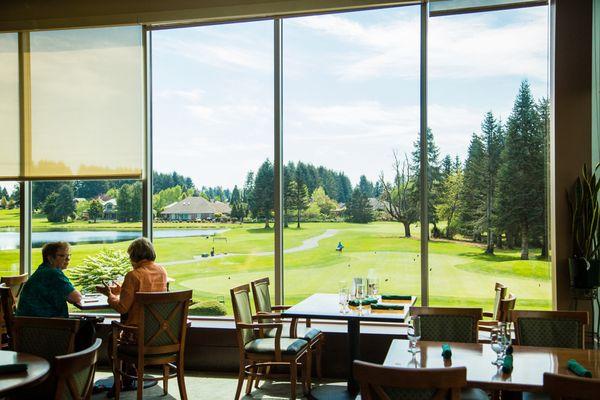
[428,6,551,310]
[0,182,20,277]
[282,6,421,305]
[152,21,274,316]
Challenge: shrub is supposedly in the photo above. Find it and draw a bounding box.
[69,249,132,292]
[188,301,227,316]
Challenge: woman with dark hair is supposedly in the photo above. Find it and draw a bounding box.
[98,237,167,326]
[17,241,82,317]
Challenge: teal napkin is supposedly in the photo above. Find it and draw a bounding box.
[0,364,27,374]
[381,295,412,301]
[371,304,404,311]
[501,354,513,374]
[348,298,378,307]
[567,359,592,378]
[441,344,452,359]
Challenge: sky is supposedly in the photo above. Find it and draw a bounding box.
[1,4,548,193]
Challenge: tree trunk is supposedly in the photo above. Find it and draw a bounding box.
[540,232,548,259]
[485,229,494,254]
[297,208,301,228]
[403,221,411,238]
[496,233,503,249]
[264,216,270,229]
[520,221,529,260]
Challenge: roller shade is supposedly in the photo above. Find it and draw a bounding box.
[430,0,547,17]
[0,26,144,181]
[0,34,19,179]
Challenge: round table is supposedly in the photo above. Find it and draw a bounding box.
[0,351,50,395]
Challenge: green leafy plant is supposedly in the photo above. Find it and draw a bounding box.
[567,164,600,260]
[69,249,132,292]
[188,301,227,316]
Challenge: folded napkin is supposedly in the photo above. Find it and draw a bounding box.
[381,295,412,301]
[348,298,378,307]
[567,359,592,378]
[371,304,404,311]
[501,355,513,374]
[0,364,28,374]
[441,344,452,359]
[505,345,513,355]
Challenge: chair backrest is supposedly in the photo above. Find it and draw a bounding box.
[230,284,256,346]
[135,290,192,356]
[353,360,467,400]
[511,310,588,349]
[543,372,600,400]
[250,277,273,314]
[53,338,102,400]
[0,286,16,348]
[497,293,517,323]
[492,283,508,320]
[1,273,28,305]
[13,316,80,358]
[410,307,483,343]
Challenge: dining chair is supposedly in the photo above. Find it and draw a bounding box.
[231,284,310,400]
[353,360,468,400]
[479,293,517,332]
[0,274,27,348]
[543,372,600,400]
[0,285,16,348]
[10,316,81,398]
[0,273,28,305]
[53,338,102,400]
[111,290,192,400]
[410,307,483,343]
[511,310,588,349]
[250,277,325,382]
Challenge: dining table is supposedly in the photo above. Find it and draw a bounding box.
[74,293,110,310]
[383,339,600,393]
[282,293,417,398]
[0,350,50,395]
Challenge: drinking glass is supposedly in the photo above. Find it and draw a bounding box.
[355,280,366,314]
[407,316,421,354]
[338,286,349,314]
[490,327,504,366]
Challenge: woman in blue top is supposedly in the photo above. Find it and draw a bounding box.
[17,241,82,318]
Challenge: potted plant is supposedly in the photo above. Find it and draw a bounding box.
[567,164,600,288]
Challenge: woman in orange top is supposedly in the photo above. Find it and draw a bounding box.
[99,237,168,326]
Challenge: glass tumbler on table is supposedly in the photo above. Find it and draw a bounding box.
[490,327,504,366]
[407,316,421,354]
[355,280,366,314]
[338,283,349,314]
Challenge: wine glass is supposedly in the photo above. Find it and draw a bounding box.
[355,280,366,314]
[490,327,504,366]
[407,316,421,354]
[338,286,349,314]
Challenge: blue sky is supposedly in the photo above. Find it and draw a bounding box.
[1,5,548,194]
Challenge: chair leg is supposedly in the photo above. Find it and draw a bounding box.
[177,362,188,400]
[254,365,262,389]
[136,364,144,400]
[290,361,297,400]
[235,362,245,400]
[245,362,255,395]
[305,350,312,394]
[316,340,323,379]
[114,360,122,400]
[163,364,169,395]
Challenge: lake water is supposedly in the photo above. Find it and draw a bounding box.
[0,229,227,250]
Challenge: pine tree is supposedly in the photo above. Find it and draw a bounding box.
[250,160,274,228]
[347,188,373,223]
[88,199,103,222]
[458,134,486,241]
[481,112,504,254]
[412,129,442,237]
[289,180,309,228]
[358,175,374,197]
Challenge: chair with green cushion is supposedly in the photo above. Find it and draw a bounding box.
[11,316,80,398]
[410,307,483,343]
[512,310,588,349]
[354,360,468,400]
[231,283,310,400]
[53,338,102,400]
[543,372,600,400]
[250,277,325,382]
[111,290,192,400]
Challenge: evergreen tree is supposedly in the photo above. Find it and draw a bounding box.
[358,175,375,198]
[441,155,453,179]
[437,164,463,239]
[74,180,109,199]
[412,129,442,237]
[250,160,274,228]
[347,188,373,223]
[496,81,544,260]
[88,199,104,222]
[33,181,66,209]
[10,185,20,204]
[289,180,309,228]
[535,98,550,258]
[0,188,8,200]
[229,185,246,222]
[0,197,7,209]
[336,173,353,203]
[243,171,255,220]
[458,134,486,241]
[481,112,504,254]
[117,183,142,222]
[42,184,75,222]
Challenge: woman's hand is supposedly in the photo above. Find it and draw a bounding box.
[110,281,122,296]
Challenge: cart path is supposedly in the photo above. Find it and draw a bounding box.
[162,229,339,266]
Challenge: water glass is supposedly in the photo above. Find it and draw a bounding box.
[338,287,349,314]
[407,316,421,354]
[490,327,504,366]
[355,281,366,314]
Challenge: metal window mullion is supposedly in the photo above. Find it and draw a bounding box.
[420,1,429,307]
[274,18,284,305]
[142,27,153,240]
[18,32,32,275]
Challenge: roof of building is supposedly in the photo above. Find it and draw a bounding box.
[368,197,387,211]
[161,196,232,215]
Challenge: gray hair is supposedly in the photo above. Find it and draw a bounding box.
[42,242,70,263]
[127,237,156,262]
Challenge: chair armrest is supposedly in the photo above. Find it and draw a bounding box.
[482,312,494,318]
[238,322,283,359]
[271,305,291,311]
[254,312,282,319]
[111,320,138,335]
[478,320,499,327]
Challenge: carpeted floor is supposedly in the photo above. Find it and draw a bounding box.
[91,370,346,399]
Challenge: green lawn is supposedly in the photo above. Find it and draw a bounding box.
[0,210,552,315]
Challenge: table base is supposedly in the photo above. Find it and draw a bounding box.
[308,384,358,400]
[94,376,158,392]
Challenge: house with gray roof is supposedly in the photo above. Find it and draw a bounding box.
[161,196,232,221]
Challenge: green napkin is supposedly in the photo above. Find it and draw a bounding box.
[441,344,452,359]
[501,355,513,374]
[348,298,378,307]
[567,359,592,378]
[381,295,412,301]
[371,304,404,311]
[0,364,27,374]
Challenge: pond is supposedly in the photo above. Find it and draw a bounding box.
[0,229,228,250]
